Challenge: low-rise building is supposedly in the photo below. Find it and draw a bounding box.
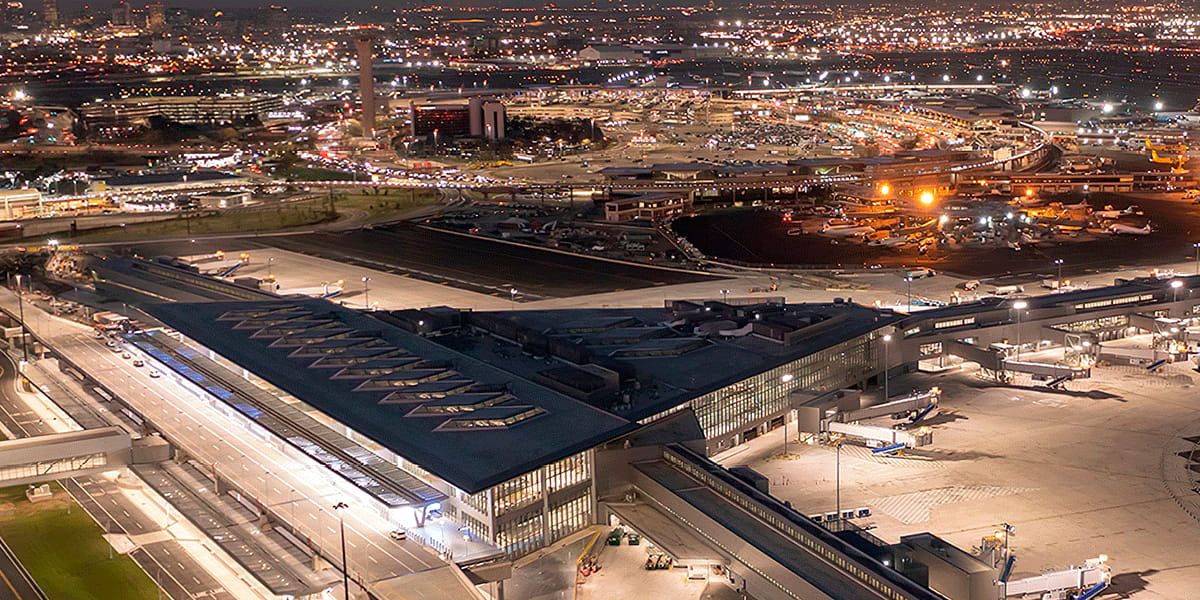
[603,192,691,222]
[80,94,284,127]
[191,190,250,209]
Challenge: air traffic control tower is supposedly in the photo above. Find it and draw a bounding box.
[354,34,376,141]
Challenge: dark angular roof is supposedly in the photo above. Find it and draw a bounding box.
[146,300,636,494]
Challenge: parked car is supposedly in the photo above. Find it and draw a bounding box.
[606,528,624,546]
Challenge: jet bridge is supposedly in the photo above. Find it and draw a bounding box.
[826,421,933,448]
[1004,556,1109,598]
[795,388,938,450]
[943,340,1003,370]
[999,359,1091,381]
[1096,344,1183,367]
[837,389,940,423]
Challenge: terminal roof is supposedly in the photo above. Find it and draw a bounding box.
[146,300,636,494]
[428,300,903,421]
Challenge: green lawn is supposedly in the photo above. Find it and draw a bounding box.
[64,188,437,244]
[329,187,438,220]
[70,202,336,243]
[0,484,159,600]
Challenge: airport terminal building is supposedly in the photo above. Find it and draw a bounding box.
[142,301,633,559]
[101,260,1200,600]
[138,297,903,559]
[126,293,960,600]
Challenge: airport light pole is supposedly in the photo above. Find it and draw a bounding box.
[1053,258,1063,287]
[835,440,843,526]
[1001,522,1015,599]
[14,274,28,363]
[334,501,350,600]
[780,374,793,456]
[509,288,518,311]
[1012,300,1028,361]
[882,334,892,401]
[905,277,913,312]
[1171,279,1183,305]
[720,288,730,303]
[361,276,370,310]
[267,257,274,278]
[1193,242,1200,275]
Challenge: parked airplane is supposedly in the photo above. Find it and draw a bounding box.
[1108,223,1152,235]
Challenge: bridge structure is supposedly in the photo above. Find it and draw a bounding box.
[0,427,135,486]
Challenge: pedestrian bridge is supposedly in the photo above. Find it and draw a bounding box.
[0,427,133,486]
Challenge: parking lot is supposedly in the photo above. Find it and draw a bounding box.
[722,353,1200,599]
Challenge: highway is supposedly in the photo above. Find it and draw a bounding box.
[0,349,238,600]
[0,352,50,600]
[0,537,44,600]
[0,294,466,597]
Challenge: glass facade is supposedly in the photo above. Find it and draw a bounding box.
[546,452,590,492]
[450,450,596,558]
[547,492,591,542]
[0,453,108,482]
[689,331,885,442]
[1060,315,1129,332]
[494,470,542,513]
[495,509,545,557]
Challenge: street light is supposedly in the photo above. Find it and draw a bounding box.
[1193,242,1200,275]
[267,257,274,278]
[882,334,892,401]
[905,276,913,312]
[720,288,730,303]
[361,276,370,310]
[780,374,793,455]
[1000,522,1016,598]
[1012,300,1028,360]
[1171,279,1183,304]
[333,501,350,600]
[509,288,519,310]
[1053,258,1063,287]
[834,439,843,525]
[14,274,27,363]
